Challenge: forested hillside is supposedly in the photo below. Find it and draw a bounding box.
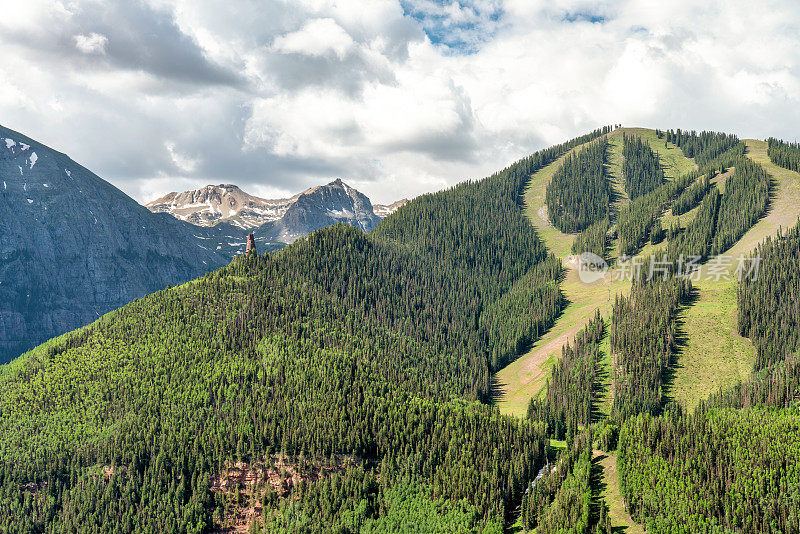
[767,137,800,172]
[0,130,617,532]
[516,128,799,533]
[738,221,800,369]
[2,126,799,533]
[617,222,800,534]
[619,406,800,534]
[622,134,664,199]
[519,431,605,533]
[546,137,610,233]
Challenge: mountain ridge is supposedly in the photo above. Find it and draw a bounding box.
[146,183,301,229]
[254,178,383,244]
[146,180,407,231]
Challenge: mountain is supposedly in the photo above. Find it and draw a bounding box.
[0,125,239,363]
[254,178,382,243]
[0,127,571,532]
[146,181,405,244]
[2,126,800,532]
[145,184,299,229]
[373,198,408,217]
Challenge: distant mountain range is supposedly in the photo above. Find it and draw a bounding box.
[146,184,299,229]
[373,198,408,217]
[255,178,382,243]
[146,181,408,240]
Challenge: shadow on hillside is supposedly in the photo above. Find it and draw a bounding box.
[591,323,611,422]
[661,286,699,407]
[763,176,779,218]
[488,374,507,405]
[607,175,625,218]
[591,453,608,524]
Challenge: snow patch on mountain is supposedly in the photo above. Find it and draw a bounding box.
[146,184,300,229]
[373,199,409,217]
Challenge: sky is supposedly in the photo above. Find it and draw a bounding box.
[0,0,799,204]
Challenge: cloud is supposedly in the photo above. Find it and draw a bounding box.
[0,0,799,206]
[272,18,355,59]
[0,0,242,87]
[165,141,200,173]
[74,32,108,54]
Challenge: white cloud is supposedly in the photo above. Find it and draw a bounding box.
[165,141,199,173]
[74,32,108,54]
[272,18,355,59]
[0,0,799,205]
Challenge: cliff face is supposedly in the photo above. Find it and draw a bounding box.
[0,125,231,363]
[255,179,382,244]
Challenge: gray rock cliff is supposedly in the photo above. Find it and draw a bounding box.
[0,125,232,362]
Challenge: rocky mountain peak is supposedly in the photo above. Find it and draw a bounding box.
[146,184,297,229]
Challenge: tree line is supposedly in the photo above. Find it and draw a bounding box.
[546,137,610,233]
[528,311,604,440]
[610,266,692,419]
[657,128,740,168]
[622,134,664,200]
[738,221,800,369]
[571,218,610,259]
[711,157,770,255]
[767,137,800,173]
[671,172,709,216]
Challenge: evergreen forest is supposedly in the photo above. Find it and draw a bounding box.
[2,126,800,533]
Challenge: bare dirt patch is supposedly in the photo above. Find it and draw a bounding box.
[210,454,360,533]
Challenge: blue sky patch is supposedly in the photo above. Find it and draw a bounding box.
[401,0,503,54]
[562,10,608,24]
